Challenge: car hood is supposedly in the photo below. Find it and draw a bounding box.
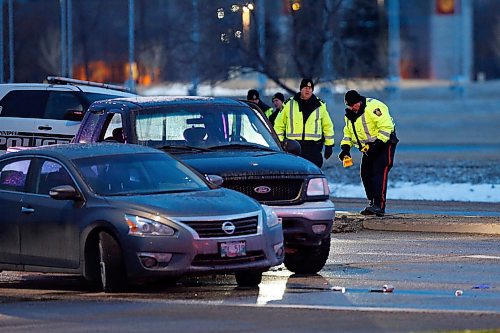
[105,188,262,217]
[177,150,322,177]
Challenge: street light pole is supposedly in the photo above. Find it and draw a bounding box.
[8,0,14,82]
[190,0,199,96]
[0,0,4,83]
[387,0,401,99]
[67,0,72,77]
[128,0,135,91]
[256,0,266,91]
[60,0,67,77]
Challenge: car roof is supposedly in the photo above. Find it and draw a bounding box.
[2,143,162,160]
[92,96,248,110]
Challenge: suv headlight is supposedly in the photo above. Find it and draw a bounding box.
[125,214,176,236]
[262,205,280,228]
[306,178,330,196]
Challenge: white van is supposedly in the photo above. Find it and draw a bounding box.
[0,76,136,153]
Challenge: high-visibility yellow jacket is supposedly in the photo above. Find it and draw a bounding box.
[341,97,395,149]
[264,107,273,118]
[274,98,334,146]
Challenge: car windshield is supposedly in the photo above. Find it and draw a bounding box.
[133,104,281,151]
[73,153,209,196]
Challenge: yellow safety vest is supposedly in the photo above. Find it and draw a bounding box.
[341,98,395,149]
[274,98,334,146]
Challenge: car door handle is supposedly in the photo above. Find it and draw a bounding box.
[38,125,52,130]
[21,206,35,214]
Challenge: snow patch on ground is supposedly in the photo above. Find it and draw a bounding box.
[329,182,499,203]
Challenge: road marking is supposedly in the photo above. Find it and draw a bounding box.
[464,255,500,260]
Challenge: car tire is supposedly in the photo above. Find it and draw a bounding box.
[234,270,263,287]
[98,231,127,292]
[284,236,331,274]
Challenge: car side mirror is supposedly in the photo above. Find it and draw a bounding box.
[49,185,82,201]
[282,139,301,156]
[63,109,85,121]
[205,174,224,187]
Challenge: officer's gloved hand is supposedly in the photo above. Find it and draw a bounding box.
[324,145,333,159]
[338,145,351,161]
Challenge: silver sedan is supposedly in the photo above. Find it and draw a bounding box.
[0,143,284,292]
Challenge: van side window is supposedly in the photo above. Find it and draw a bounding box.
[0,159,31,192]
[101,113,124,142]
[0,91,49,118]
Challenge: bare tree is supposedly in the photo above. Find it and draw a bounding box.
[139,42,167,83]
[38,27,61,75]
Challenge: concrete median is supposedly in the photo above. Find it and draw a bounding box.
[334,211,500,235]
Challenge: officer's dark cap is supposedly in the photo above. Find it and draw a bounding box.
[247,89,259,100]
[344,90,362,106]
[272,92,285,102]
[300,79,314,91]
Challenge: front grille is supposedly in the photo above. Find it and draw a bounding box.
[191,251,266,266]
[182,216,258,238]
[222,175,305,204]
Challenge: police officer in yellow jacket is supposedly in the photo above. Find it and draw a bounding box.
[338,90,399,216]
[274,79,334,168]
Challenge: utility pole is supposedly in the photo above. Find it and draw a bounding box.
[8,0,14,82]
[128,0,136,91]
[387,0,400,99]
[0,0,4,83]
[60,0,67,77]
[190,0,199,96]
[257,0,266,92]
[67,0,72,77]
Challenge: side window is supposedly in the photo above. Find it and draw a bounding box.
[35,160,73,195]
[45,91,84,120]
[0,90,49,118]
[102,113,124,142]
[0,159,31,192]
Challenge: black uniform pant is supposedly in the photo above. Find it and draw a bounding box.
[360,142,397,210]
[298,140,324,168]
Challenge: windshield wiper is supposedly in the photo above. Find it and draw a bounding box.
[207,143,277,152]
[157,145,212,153]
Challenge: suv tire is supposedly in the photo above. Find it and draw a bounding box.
[235,270,263,287]
[284,236,331,274]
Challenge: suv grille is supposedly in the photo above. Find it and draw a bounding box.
[222,175,304,204]
[181,216,258,238]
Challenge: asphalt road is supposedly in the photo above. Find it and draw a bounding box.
[1,230,499,332]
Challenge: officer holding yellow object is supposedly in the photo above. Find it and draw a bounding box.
[274,79,335,168]
[338,90,399,216]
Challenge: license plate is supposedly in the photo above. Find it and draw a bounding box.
[220,241,246,258]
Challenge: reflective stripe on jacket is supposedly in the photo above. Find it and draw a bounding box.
[341,98,395,149]
[274,98,334,146]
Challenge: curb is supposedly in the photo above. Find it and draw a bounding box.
[334,211,500,235]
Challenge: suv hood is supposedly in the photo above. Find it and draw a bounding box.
[177,150,323,177]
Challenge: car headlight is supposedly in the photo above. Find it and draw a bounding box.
[262,205,281,228]
[306,178,330,196]
[125,214,176,236]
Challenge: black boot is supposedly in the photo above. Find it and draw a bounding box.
[360,200,374,215]
[365,205,385,217]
